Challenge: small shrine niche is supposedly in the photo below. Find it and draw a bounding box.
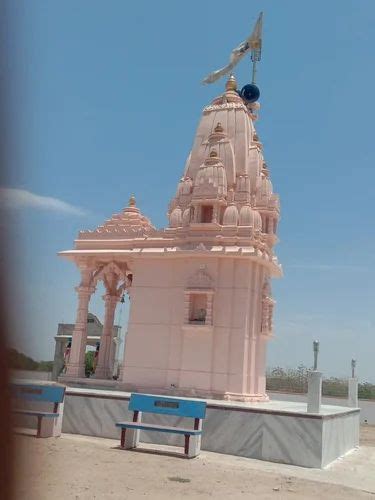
[184,265,214,327]
[189,294,207,324]
[201,205,213,223]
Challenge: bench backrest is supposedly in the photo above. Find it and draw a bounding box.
[129,393,206,419]
[11,382,65,404]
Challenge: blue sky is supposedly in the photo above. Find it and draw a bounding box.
[2,1,375,382]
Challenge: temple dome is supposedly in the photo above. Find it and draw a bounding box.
[183,76,259,186]
[239,205,262,229]
[223,204,239,226]
[176,176,193,197]
[192,151,227,199]
[80,195,155,238]
[166,77,279,244]
[182,207,191,226]
[169,206,183,228]
[257,173,273,206]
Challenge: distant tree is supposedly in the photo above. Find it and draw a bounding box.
[267,365,375,400]
[266,364,310,393]
[359,382,375,400]
[322,377,347,397]
[37,361,54,372]
[8,348,38,370]
[85,351,95,377]
[269,367,285,377]
[8,348,53,372]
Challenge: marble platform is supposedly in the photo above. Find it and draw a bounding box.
[58,386,359,468]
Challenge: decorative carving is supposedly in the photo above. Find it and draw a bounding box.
[187,265,214,289]
[261,278,275,336]
[80,226,154,238]
[89,261,132,298]
[128,194,136,207]
[203,102,247,113]
[214,122,224,133]
[92,262,127,286]
[78,199,155,240]
[194,243,208,252]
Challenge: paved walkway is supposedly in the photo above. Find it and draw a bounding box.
[14,426,375,499]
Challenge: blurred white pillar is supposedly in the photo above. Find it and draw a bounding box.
[307,371,322,413]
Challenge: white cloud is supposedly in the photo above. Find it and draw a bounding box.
[0,187,88,217]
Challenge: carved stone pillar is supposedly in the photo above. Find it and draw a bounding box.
[212,205,218,224]
[94,294,119,379]
[269,218,274,234]
[65,283,95,378]
[205,293,213,325]
[183,292,190,324]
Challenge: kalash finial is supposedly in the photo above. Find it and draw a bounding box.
[214,122,224,133]
[128,194,136,207]
[225,74,237,92]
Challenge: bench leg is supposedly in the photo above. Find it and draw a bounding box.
[120,428,126,448]
[36,416,42,438]
[186,435,201,459]
[37,416,63,438]
[36,402,64,438]
[120,428,139,450]
[184,434,190,455]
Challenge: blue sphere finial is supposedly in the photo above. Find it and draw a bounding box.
[240,84,260,103]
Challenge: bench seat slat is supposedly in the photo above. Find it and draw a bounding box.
[115,421,202,435]
[12,409,59,418]
[129,393,206,419]
[12,383,65,403]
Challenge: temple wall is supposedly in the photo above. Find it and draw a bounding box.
[122,257,268,400]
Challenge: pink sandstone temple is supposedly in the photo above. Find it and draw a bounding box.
[60,74,282,402]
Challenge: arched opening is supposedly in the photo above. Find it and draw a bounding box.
[86,281,106,377]
[61,261,133,380]
[111,292,130,379]
[201,205,213,223]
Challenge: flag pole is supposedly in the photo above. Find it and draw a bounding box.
[201,11,263,86]
[251,58,257,84]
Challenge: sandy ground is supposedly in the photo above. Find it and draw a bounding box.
[360,425,375,447]
[13,426,375,500]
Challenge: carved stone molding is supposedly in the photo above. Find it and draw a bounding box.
[203,102,247,113]
[187,265,214,289]
[91,261,128,286]
[261,278,275,337]
[194,243,208,252]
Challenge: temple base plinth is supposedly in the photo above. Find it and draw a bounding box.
[61,363,85,379]
[61,385,360,469]
[223,392,270,403]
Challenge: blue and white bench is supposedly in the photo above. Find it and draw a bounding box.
[11,382,66,438]
[116,393,207,458]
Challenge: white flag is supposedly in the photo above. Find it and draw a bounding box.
[202,12,263,85]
